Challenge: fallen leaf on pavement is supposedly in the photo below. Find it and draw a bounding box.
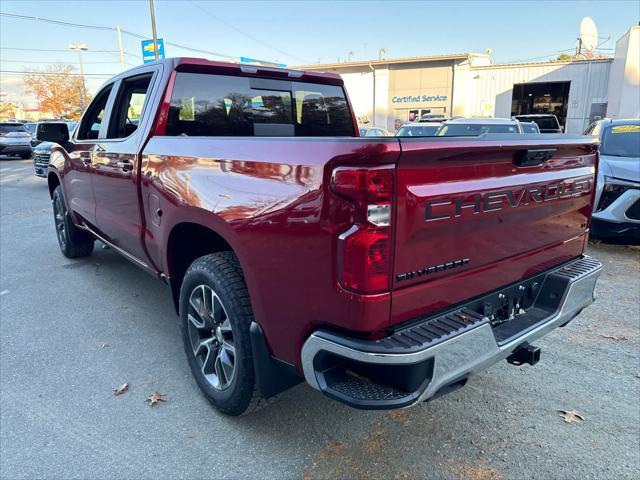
[114,383,129,396]
[558,410,585,423]
[598,334,628,341]
[98,342,110,349]
[634,373,640,379]
[146,392,166,407]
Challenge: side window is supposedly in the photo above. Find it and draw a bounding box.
[107,74,153,139]
[164,73,355,137]
[77,85,112,140]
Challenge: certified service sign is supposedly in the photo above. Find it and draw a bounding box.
[392,95,448,103]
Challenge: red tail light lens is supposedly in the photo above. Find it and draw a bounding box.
[332,165,395,295]
[331,166,394,202]
[340,227,391,293]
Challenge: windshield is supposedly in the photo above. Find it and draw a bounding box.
[517,116,559,130]
[437,123,519,136]
[521,123,539,133]
[0,124,28,134]
[601,125,640,157]
[396,125,440,136]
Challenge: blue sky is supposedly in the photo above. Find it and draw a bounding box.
[1,0,638,105]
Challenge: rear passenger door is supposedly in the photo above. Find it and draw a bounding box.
[91,67,160,265]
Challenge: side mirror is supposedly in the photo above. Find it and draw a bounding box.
[37,123,70,144]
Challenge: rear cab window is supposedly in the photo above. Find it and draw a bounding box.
[165,73,354,137]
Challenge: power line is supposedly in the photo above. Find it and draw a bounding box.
[1,59,127,64]
[0,47,141,58]
[0,11,238,61]
[0,12,115,31]
[187,1,309,64]
[0,69,115,77]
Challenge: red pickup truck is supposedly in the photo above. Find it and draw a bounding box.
[43,58,602,415]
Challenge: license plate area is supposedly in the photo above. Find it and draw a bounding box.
[454,262,577,345]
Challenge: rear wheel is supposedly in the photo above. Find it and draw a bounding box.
[52,186,94,258]
[20,152,31,159]
[179,252,263,416]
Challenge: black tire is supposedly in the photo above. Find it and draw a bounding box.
[20,152,31,159]
[180,252,263,416]
[52,185,94,258]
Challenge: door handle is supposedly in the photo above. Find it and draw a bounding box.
[117,160,134,172]
[80,152,92,166]
[514,148,557,167]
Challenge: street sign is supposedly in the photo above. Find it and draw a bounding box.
[141,38,165,63]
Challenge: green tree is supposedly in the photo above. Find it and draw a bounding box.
[557,53,575,62]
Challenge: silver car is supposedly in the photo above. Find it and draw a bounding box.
[437,118,523,136]
[586,119,640,243]
[0,122,31,159]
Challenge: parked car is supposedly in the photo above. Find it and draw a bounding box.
[359,127,392,137]
[513,114,563,133]
[40,58,601,416]
[419,113,448,122]
[437,118,523,136]
[520,121,541,134]
[30,123,70,177]
[585,118,640,243]
[0,122,32,159]
[395,122,441,136]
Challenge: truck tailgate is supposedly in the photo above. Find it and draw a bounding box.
[391,137,598,325]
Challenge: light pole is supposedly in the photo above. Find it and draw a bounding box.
[69,43,88,109]
[149,0,159,61]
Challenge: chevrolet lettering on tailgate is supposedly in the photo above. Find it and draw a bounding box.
[425,177,592,222]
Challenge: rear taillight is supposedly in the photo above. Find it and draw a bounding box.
[331,165,395,294]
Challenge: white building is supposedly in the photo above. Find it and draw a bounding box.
[298,25,639,134]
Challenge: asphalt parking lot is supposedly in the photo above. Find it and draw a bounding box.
[1,157,639,480]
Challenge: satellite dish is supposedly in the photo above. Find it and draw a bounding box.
[579,17,598,52]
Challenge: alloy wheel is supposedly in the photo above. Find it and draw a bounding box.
[53,195,66,248]
[187,284,236,390]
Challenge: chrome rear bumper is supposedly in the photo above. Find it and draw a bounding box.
[301,256,602,409]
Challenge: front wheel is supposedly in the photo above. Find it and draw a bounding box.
[52,186,94,258]
[179,252,263,416]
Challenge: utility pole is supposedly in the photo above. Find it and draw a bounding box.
[116,25,126,71]
[149,0,159,61]
[77,85,84,111]
[69,44,88,108]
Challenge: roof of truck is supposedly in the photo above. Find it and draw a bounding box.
[161,57,344,84]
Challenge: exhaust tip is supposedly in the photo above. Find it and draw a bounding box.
[507,343,541,366]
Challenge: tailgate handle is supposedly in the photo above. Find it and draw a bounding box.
[514,148,557,167]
